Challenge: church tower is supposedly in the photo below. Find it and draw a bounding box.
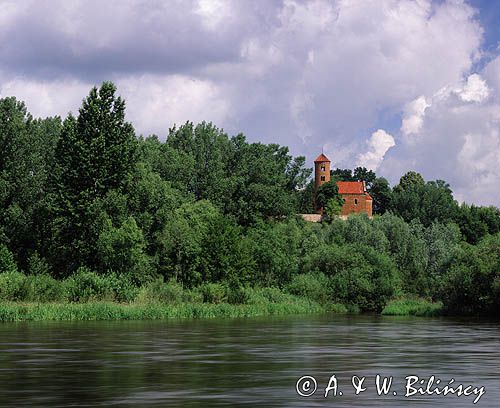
[314,153,331,191]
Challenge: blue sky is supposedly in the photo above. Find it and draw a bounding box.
[0,0,499,206]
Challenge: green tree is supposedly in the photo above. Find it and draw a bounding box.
[353,167,376,186]
[331,168,354,181]
[0,98,61,269]
[315,180,343,214]
[440,234,500,314]
[390,173,458,226]
[369,177,392,214]
[455,204,500,244]
[52,82,138,273]
[96,216,152,283]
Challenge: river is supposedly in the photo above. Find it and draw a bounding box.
[0,314,498,407]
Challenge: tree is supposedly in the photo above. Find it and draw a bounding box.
[369,177,392,214]
[440,234,500,315]
[390,173,459,226]
[52,82,138,273]
[455,204,500,244]
[331,168,354,181]
[97,216,152,283]
[396,171,425,191]
[0,98,61,269]
[298,181,315,214]
[353,167,376,187]
[315,181,343,214]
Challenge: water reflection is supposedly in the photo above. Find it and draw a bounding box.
[0,315,498,407]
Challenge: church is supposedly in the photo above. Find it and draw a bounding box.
[314,153,373,217]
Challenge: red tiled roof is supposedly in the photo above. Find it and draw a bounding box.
[314,153,330,162]
[336,181,366,195]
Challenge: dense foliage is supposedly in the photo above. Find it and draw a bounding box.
[0,82,499,315]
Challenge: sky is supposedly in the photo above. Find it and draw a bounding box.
[0,0,499,206]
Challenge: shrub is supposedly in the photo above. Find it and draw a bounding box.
[64,267,114,302]
[97,217,153,284]
[0,271,26,301]
[243,287,294,305]
[103,272,139,303]
[135,278,184,304]
[0,245,18,274]
[198,283,227,304]
[226,285,249,305]
[286,273,331,304]
[25,274,65,302]
[181,288,204,303]
[27,252,52,276]
[440,234,500,315]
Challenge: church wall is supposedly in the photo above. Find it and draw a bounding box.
[340,194,372,217]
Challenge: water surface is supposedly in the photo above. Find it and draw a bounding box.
[0,314,498,407]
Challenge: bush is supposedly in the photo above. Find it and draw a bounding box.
[198,283,227,304]
[27,252,52,276]
[135,278,185,304]
[243,287,294,305]
[0,271,26,301]
[226,285,249,305]
[103,272,139,303]
[0,245,18,274]
[25,274,65,302]
[64,267,114,302]
[286,273,331,304]
[303,243,399,312]
[97,217,153,284]
[440,234,500,315]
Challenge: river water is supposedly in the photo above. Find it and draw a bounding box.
[0,314,498,407]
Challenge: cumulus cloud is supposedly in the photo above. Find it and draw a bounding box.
[118,74,231,136]
[357,129,396,171]
[456,73,490,102]
[401,96,430,140]
[380,67,500,206]
[0,78,91,118]
[0,0,498,205]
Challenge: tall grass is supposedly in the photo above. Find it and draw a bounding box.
[0,299,326,322]
[381,297,443,317]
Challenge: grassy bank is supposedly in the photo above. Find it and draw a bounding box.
[0,299,337,322]
[0,269,448,322]
[381,297,443,316]
[0,298,446,322]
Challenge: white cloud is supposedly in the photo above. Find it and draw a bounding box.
[0,0,498,205]
[357,129,396,171]
[118,74,231,136]
[0,78,90,118]
[401,96,430,140]
[195,0,232,31]
[0,74,231,139]
[457,73,490,102]
[380,62,500,206]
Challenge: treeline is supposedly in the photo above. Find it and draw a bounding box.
[0,82,499,315]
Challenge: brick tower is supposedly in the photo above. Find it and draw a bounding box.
[314,153,331,191]
[314,153,331,213]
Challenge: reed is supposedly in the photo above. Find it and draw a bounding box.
[381,297,443,317]
[0,298,328,322]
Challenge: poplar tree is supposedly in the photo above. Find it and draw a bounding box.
[53,82,137,273]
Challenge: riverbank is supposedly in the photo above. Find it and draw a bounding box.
[0,297,444,322]
[0,299,343,322]
[381,298,443,316]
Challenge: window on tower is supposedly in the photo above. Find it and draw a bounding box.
[320,176,325,181]
[321,166,325,171]
[355,199,358,205]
